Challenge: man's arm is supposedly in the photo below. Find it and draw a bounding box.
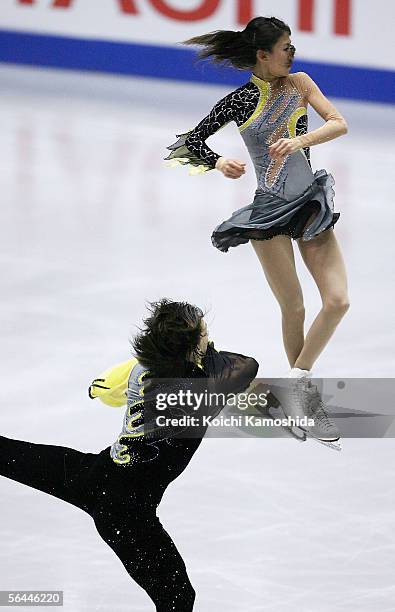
[202,343,259,416]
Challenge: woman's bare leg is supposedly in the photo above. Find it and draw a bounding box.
[251,235,305,367]
[294,229,350,370]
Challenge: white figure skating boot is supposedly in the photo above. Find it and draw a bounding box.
[262,369,341,451]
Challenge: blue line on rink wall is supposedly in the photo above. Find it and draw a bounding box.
[0,29,394,104]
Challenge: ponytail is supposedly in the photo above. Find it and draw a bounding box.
[182,16,291,71]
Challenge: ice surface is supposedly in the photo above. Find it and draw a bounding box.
[0,65,394,611]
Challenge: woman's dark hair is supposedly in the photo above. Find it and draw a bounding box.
[182,16,291,71]
[131,298,207,378]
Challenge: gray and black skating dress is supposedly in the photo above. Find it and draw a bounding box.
[165,71,341,253]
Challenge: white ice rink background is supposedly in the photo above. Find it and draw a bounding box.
[1,2,395,611]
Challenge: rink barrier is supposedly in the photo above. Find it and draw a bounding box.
[0,29,394,104]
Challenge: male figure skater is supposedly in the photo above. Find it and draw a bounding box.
[0,299,258,611]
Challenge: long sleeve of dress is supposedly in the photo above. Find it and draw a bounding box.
[296,72,348,148]
[163,89,243,174]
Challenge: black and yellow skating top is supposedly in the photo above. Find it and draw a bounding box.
[89,342,258,465]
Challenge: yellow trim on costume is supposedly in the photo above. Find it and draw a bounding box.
[88,358,138,407]
[109,373,148,464]
[112,440,132,464]
[164,158,211,175]
[287,106,307,139]
[126,411,144,434]
[188,164,211,175]
[112,455,130,465]
[118,401,145,441]
[137,370,149,384]
[128,399,144,410]
[239,76,270,132]
[114,431,144,465]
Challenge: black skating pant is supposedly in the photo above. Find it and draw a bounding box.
[0,435,199,611]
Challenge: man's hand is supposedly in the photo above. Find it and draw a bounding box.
[215,157,246,179]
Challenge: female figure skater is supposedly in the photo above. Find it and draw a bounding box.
[165,16,349,447]
[0,299,258,611]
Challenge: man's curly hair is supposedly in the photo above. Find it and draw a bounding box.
[131,299,207,378]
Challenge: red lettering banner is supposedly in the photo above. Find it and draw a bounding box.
[118,0,138,13]
[149,0,221,21]
[298,0,314,32]
[16,0,351,35]
[334,0,351,35]
[237,0,253,25]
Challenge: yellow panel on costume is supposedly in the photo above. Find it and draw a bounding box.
[288,107,307,139]
[239,77,270,132]
[88,358,138,407]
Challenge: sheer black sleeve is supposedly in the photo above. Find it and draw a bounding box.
[138,343,258,440]
[164,82,258,174]
[202,343,259,399]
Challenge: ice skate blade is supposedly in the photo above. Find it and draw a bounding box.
[268,394,342,452]
[291,424,342,451]
[301,431,342,452]
[266,406,307,443]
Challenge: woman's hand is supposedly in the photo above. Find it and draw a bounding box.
[268,137,302,160]
[215,157,246,179]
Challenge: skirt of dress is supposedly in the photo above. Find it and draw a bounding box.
[211,169,339,253]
